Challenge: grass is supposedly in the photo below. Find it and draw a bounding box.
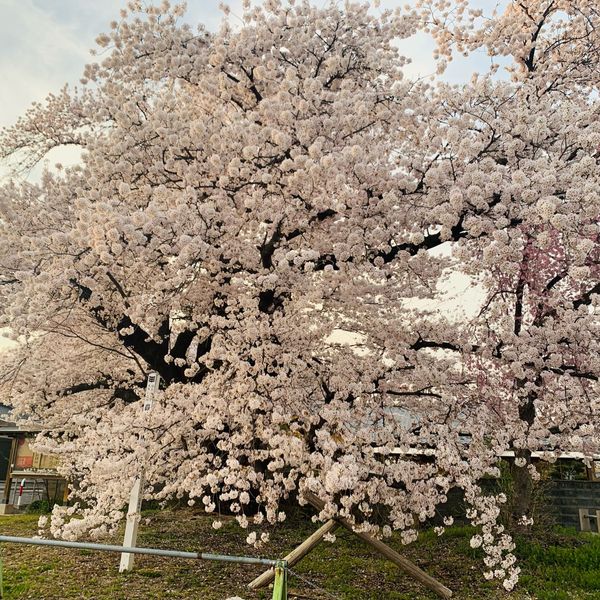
[515,529,600,600]
[0,509,599,599]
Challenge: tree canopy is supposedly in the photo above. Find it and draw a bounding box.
[1,0,599,589]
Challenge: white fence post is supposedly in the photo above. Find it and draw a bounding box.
[119,371,160,572]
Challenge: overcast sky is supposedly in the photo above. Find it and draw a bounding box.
[0,0,492,130]
[0,1,488,352]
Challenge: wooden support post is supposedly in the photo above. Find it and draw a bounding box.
[119,371,160,572]
[303,492,453,599]
[119,475,143,572]
[0,540,4,599]
[249,519,338,590]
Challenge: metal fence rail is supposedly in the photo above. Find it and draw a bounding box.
[0,535,288,599]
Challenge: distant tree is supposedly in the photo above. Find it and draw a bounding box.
[1,0,598,589]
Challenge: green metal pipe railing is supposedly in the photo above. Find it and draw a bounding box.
[0,535,288,599]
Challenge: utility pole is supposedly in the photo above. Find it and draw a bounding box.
[119,371,160,572]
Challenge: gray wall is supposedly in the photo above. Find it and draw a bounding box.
[431,480,600,531]
[545,480,600,530]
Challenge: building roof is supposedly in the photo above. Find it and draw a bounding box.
[0,405,41,434]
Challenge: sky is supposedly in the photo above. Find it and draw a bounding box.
[0,0,491,131]
[0,1,243,351]
[0,0,489,352]
[0,0,432,181]
[0,0,238,130]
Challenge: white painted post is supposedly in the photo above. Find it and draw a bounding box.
[119,371,160,572]
[119,475,144,572]
[15,479,26,508]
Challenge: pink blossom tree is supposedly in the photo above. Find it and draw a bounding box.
[0,0,598,589]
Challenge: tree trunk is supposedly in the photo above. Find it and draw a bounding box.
[510,452,533,527]
[510,387,537,527]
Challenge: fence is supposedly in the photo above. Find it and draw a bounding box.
[0,478,66,508]
[0,535,288,600]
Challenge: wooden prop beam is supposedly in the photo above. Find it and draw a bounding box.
[303,492,453,599]
[248,519,339,590]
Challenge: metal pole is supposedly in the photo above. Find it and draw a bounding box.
[120,371,160,572]
[15,479,25,508]
[0,535,279,566]
[272,560,288,600]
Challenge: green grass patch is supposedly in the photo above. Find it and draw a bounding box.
[0,511,599,598]
[516,532,600,598]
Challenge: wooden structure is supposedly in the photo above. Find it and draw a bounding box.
[249,519,339,589]
[249,492,453,599]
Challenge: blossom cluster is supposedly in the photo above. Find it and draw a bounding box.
[0,1,599,591]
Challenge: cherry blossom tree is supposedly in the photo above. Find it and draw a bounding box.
[0,0,599,590]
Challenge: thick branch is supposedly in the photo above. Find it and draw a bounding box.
[61,378,141,403]
[573,282,600,310]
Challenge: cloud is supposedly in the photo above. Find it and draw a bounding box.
[1,0,492,134]
[0,1,231,181]
[0,1,91,128]
[0,1,232,131]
